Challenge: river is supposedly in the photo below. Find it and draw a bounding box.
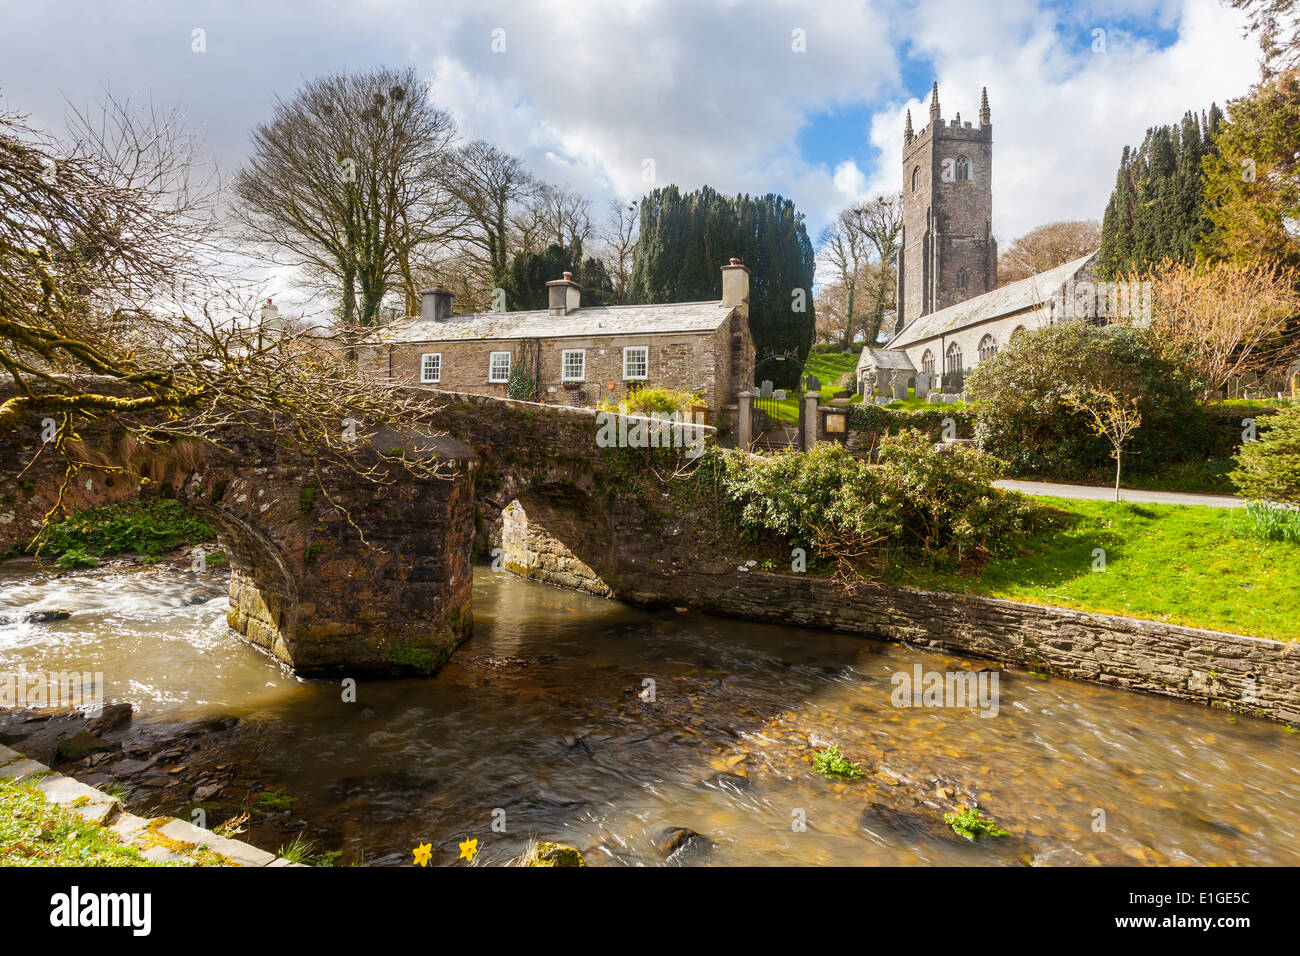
[1,562,1297,866]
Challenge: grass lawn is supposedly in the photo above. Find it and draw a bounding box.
[1056,458,1236,495]
[905,497,1300,642]
[0,776,159,866]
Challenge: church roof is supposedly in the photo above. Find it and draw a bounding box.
[856,348,917,373]
[366,300,733,344]
[887,251,1098,349]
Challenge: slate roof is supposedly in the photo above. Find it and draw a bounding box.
[887,251,1098,349]
[367,300,733,344]
[856,348,917,373]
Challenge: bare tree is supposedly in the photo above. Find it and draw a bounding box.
[831,191,904,346]
[0,99,457,536]
[817,206,871,348]
[444,140,535,293]
[599,198,639,302]
[1147,258,1300,400]
[233,66,459,328]
[998,220,1102,285]
[530,183,594,249]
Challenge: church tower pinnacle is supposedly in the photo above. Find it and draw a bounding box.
[979,86,991,126]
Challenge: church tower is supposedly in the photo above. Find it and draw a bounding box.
[895,83,997,334]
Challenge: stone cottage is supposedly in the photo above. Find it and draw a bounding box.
[358,260,755,423]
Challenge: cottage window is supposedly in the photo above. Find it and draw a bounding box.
[489,351,511,383]
[623,346,648,381]
[420,353,441,384]
[562,349,585,381]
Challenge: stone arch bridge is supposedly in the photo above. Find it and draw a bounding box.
[0,388,714,676]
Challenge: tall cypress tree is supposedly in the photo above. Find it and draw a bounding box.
[628,186,815,389]
[1098,105,1223,277]
[502,239,613,310]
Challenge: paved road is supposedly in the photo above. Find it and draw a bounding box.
[992,479,1245,509]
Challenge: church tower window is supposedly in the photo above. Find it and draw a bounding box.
[955,155,971,181]
[911,166,920,191]
[956,269,967,291]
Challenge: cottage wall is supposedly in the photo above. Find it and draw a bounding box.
[361,324,741,421]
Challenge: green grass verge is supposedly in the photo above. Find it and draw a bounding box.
[1019,458,1237,495]
[0,776,169,866]
[904,497,1300,641]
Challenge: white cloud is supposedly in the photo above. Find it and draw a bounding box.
[0,0,1266,281]
[861,0,1261,239]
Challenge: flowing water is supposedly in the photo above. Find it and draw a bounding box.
[1,563,1297,866]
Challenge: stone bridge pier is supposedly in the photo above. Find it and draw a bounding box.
[0,405,479,677]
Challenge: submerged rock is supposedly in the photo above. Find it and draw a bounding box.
[520,841,586,867]
[54,730,120,764]
[23,609,71,623]
[653,826,714,863]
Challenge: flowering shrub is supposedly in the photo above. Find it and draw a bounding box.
[600,386,702,417]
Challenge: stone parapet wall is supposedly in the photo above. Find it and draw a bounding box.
[508,498,1300,722]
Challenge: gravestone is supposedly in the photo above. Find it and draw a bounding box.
[891,373,909,401]
[760,380,773,398]
[804,374,821,393]
[772,389,786,401]
[875,369,891,396]
[926,391,943,404]
[915,372,931,395]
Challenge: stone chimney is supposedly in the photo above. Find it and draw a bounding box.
[420,286,454,322]
[546,272,582,315]
[721,258,750,310]
[260,298,286,336]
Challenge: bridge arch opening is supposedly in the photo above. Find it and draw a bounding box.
[493,485,617,598]
[184,499,300,667]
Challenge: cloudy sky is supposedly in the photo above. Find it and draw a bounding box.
[0,0,1264,291]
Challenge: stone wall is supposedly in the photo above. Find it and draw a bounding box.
[504,475,1300,724]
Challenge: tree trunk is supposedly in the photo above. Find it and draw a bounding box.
[1114,455,1122,503]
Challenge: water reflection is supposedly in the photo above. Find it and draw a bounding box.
[1,563,1296,866]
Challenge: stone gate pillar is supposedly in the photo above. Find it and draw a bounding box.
[737,391,753,450]
[802,393,818,451]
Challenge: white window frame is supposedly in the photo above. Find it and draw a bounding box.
[488,350,511,383]
[420,352,441,384]
[561,349,586,382]
[622,346,648,381]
